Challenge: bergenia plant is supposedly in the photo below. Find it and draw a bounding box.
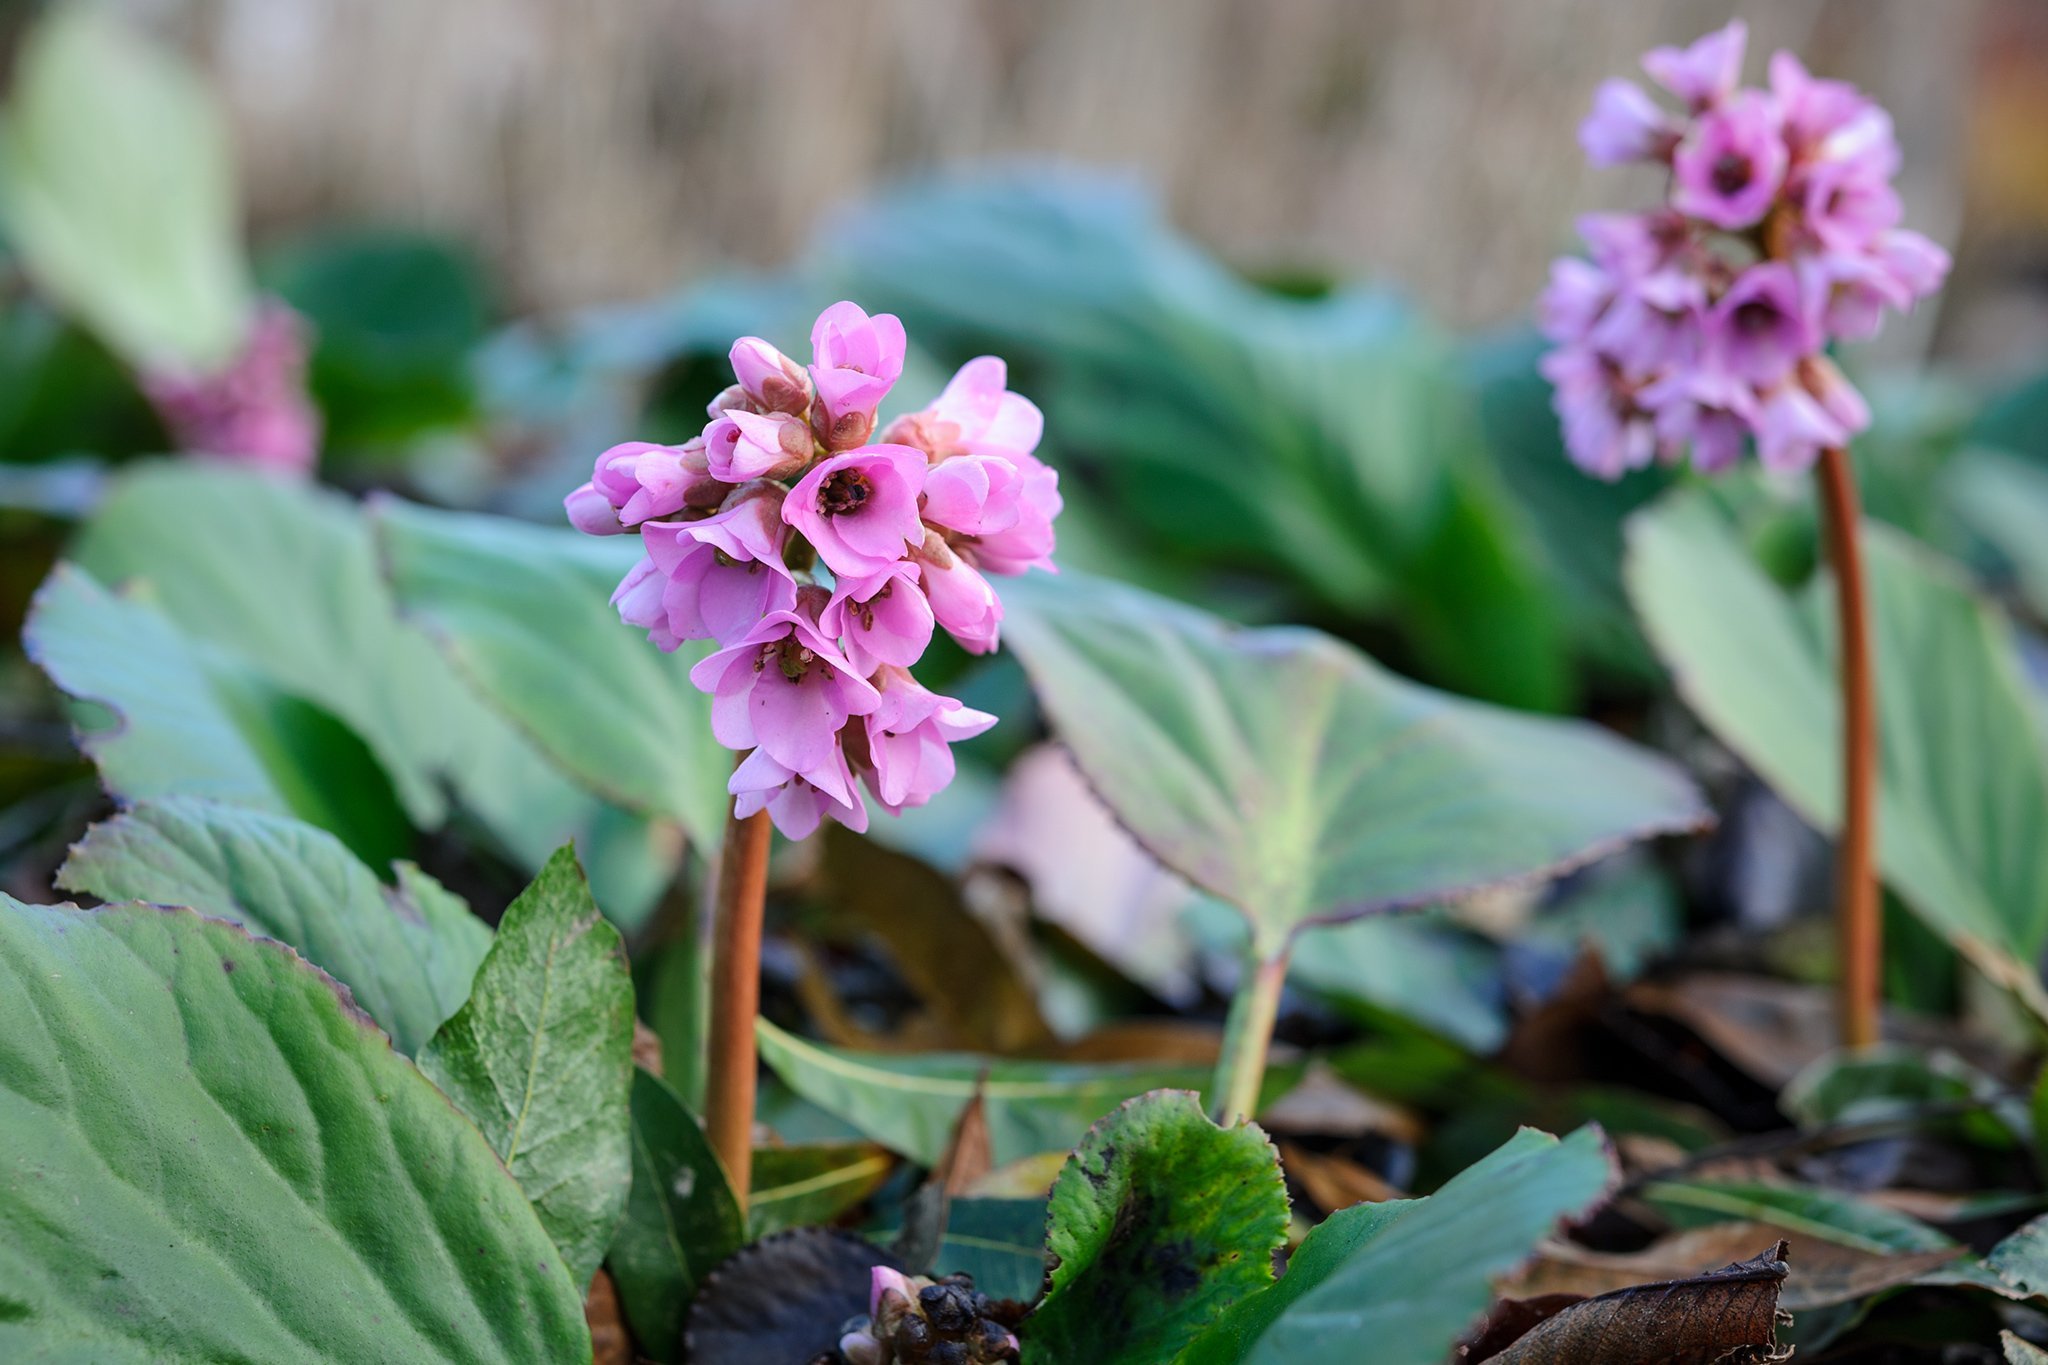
[1541,20,1949,1046]
[565,300,1060,1201]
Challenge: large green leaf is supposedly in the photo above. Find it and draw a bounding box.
[65,461,680,922]
[0,6,252,371]
[23,563,412,865]
[1029,1091,1289,1365]
[373,496,728,853]
[56,797,489,1055]
[0,897,589,1362]
[1626,489,2048,999]
[1183,1125,1617,1365]
[607,1069,744,1363]
[1948,448,2048,622]
[1001,571,1708,955]
[420,847,635,1289]
[756,1018,1229,1168]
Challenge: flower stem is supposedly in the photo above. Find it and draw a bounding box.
[1212,949,1289,1126]
[704,801,772,1210]
[1816,444,1880,1049]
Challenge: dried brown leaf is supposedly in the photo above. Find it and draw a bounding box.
[1474,1241,1792,1364]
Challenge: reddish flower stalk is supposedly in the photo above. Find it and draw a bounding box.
[704,799,772,1206]
[1817,445,1879,1047]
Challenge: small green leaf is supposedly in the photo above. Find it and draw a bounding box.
[374,495,729,854]
[1184,1125,1617,1365]
[749,1141,897,1240]
[420,846,635,1289]
[56,797,489,1054]
[608,1069,744,1363]
[757,1017,1244,1167]
[1002,570,1708,955]
[0,6,252,370]
[925,1198,1050,1304]
[0,897,589,1362]
[1626,490,2048,1003]
[1028,1090,1289,1364]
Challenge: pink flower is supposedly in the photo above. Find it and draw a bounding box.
[1642,368,1757,474]
[1753,380,1846,474]
[730,336,812,415]
[1588,269,1705,378]
[142,302,322,474]
[612,557,680,652]
[913,532,1004,650]
[1799,157,1902,254]
[689,592,881,789]
[884,356,1045,464]
[870,1267,916,1320]
[1538,257,1616,344]
[1798,251,1904,343]
[564,482,625,536]
[1708,263,1813,385]
[783,444,927,578]
[821,561,934,675]
[730,746,869,839]
[963,455,1061,576]
[705,409,813,482]
[1799,355,1871,440]
[1579,211,1686,277]
[639,486,800,645]
[1539,346,1656,481]
[1579,79,1680,166]
[1875,229,1951,302]
[809,301,906,451]
[1671,90,1787,229]
[922,454,1025,538]
[1643,20,1746,110]
[1769,51,1869,154]
[861,669,997,814]
[578,438,718,530]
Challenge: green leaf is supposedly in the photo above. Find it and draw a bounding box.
[608,1069,744,1363]
[1029,1091,1289,1365]
[0,896,589,1363]
[56,797,489,1055]
[65,461,680,922]
[1948,449,2048,622]
[373,495,729,855]
[1284,914,1506,1054]
[1183,1125,1618,1365]
[1625,489,2048,1001]
[749,1141,897,1240]
[0,6,253,370]
[1001,571,1708,955]
[23,563,412,865]
[756,1017,1234,1167]
[420,846,635,1289]
[924,1197,1050,1303]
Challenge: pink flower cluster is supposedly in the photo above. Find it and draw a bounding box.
[1540,21,1949,479]
[141,301,322,475]
[566,301,1060,839]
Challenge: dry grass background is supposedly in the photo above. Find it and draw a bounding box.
[109,0,2046,360]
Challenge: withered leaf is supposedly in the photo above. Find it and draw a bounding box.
[1473,1242,1792,1364]
[1505,1220,1960,1311]
[683,1228,906,1365]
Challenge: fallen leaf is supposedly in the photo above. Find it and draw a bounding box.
[583,1269,633,1365]
[1473,1242,1792,1364]
[1258,1062,1426,1145]
[1505,1221,1960,1311]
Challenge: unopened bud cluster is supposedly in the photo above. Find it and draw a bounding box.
[1541,21,1948,479]
[831,1268,1020,1365]
[567,302,1060,838]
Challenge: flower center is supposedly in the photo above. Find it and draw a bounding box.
[1733,299,1779,336]
[773,636,818,682]
[1711,152,1752,196]
[819,469,872,516]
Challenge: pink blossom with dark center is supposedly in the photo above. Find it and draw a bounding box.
[1539,24,1947,478]
[862,668,997,814]
[784,444,928,578]
[809,301,906,451]
[690,592,881,792]
[638,485,800,646]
